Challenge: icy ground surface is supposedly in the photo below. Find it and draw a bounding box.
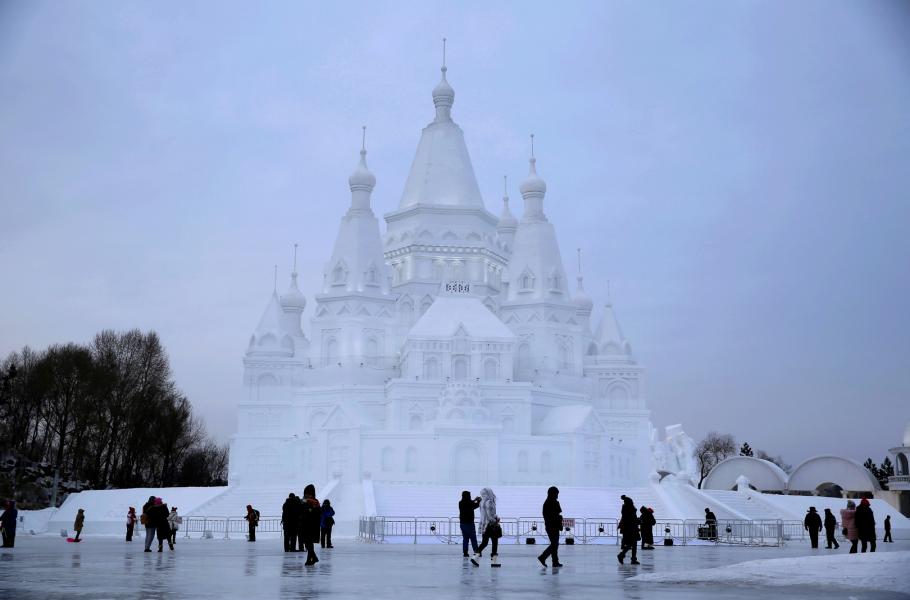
[1,537,908,600]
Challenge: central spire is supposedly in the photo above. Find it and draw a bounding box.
[519,134,548,221]
[432,37,455,122]
[348,126,376,212]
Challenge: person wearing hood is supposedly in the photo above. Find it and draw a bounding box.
[617,496,640,565]
[126,507,137,542]
[167,507,181,545]
[823,508,839,549]
[151,498,173,552]
[458,490,481,560]
[883,515,892,543]
[537,486,563,568]
[320,499,335,549]
[476,487,502,566]
[840,500,858,554]
[1,499,18,548]
[854,497,876,553]
[639,506,656,550]
[804,507,822,548]
[245,505,260,542]
[299,484,322,565]
[141,495,157,552]
[73,509,85,541]
[281,493,299,552]
[704,508,718,540]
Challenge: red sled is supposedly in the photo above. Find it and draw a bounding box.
[66,538,82,543]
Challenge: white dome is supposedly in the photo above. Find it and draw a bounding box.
[574,288,593,312]
[281,274,306,311]
[348,149,376,191]
[519,157,547,196]
[432,66,455,109]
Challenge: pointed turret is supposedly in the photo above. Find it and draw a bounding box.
[504,137,570,302]
[593,295,633,360]
[280,243,307,338]
[247,288,295,358]
[574,248,593,322]
[398,41,485,209]
[322,129,390,295]
[497,175,517,250]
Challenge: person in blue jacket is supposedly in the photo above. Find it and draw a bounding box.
[320,499,335,548]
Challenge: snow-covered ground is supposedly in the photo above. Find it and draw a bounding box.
[0,535,907,599]
[630,550,910,594]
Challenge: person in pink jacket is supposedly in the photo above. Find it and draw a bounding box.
[840,500,858,554]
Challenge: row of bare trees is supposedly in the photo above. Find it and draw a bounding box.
[0,330,227,497]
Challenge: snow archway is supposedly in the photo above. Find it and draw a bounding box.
[788,455,881,493]
[702,456,788,491]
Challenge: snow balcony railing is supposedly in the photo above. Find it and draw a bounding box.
[358,516,799,547]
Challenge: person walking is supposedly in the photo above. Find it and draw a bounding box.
[475,487,501,566]
[1,500,18,548]
[245,505,260,542]
[639,506,655,550]
[804,507,822,549]
[537,486,563,568]
[458,491,481,560]
[126,507,137,542]
[320,499,335,548]
[617,495,640,565]
[704,508,718,540]
[151,498,173,552]
[281,493,299,552]
[840,500,859,554]
[168,507,181,545]
[73,509,85,541]
[299,484,322,565]
[883,515,892,542]
[141,496,157,552]
[854,497,876,553]
[823,508,840,549]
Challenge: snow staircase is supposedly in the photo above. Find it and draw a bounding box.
[371,484,670,520]
[700,489,784,521]
[187,483,328,518]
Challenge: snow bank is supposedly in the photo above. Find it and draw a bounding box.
[17,507,57,534]
[630,550,910,593]
[47,486,226,536]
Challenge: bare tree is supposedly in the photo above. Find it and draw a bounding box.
[695,431,736,488]
[755,450,792,474]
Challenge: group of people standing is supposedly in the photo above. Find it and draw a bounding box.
[801,499,893,553]
[457,488,502,567]
[134,497,181,552]
[279,484,334,566]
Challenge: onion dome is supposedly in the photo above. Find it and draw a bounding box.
[281,272,307,311]
[348,127,376,192]
[519,155,547,197]
[574,277,593,314]
[432,66,455,119]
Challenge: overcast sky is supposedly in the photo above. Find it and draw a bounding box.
[1,1,908,467]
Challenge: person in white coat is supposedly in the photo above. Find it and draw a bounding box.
[474,487,502,566]
[167,507,182,545]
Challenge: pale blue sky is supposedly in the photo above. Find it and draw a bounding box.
[1,1,908,465]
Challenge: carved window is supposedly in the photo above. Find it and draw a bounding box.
[332,263,348,285]
[519,269,535,292]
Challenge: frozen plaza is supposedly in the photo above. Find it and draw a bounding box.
[0,537,908,599]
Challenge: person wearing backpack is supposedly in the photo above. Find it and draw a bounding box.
[245,505,260,542]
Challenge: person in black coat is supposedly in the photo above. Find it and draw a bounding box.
[299,484,322,565]
[883,515,892,543]
[704,508,718,540]
[854,497,876,553]
[823,508,840,549]
[281,493,299,552]
[639,506,655,550]
[804,507,822,549]
[617,495,640,564]
[1,500,17,548]
[537,486,563,567]
[150,498,173,552]
[458,490,481,559]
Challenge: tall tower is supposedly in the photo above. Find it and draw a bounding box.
[500,138,585,381]
[312,130,397,371]
[383,45,508,322]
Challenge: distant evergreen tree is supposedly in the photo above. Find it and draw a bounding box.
[740,442,754,457]
[878,457,894,490]
[863,458,880,482]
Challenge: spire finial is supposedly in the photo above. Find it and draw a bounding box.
[503,174,508,197]
[361,125,366,153]
[293,243,298,274]
[607,280,612,305]
[530,133,535,158]
[577,248,582,276]
[273,265,278,293]
[442,37,447,70]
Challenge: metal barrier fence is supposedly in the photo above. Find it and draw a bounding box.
[180,516,283,539]
[358,516,801,547]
